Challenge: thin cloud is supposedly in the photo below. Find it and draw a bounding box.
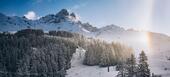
[70,3,87,10]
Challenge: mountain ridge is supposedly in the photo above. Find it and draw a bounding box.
[0,9,169,38]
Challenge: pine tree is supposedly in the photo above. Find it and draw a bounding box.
[137,51,150,77]
[116,63,128,77]
[126,54,137,77]
[116,54,137,77]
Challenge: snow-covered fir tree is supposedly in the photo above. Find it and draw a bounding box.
[126,54,137,77]
[137,51,150,77]
[116,51,152,77]
[116,63,129,77]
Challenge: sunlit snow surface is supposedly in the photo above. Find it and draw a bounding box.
[96,30,170,77]
[66,47,118,77]
[66,29,170,77]
[147,33,170,77]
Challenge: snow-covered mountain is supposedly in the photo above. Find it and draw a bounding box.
[0,9,96,35]
[1,9,170,76]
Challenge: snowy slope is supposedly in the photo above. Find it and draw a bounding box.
[66,25,170,76]
[67,25,170,77]
[95,25,170,76]
[66,47,118,77]
[147,33,170,77]
[0,13,33,31]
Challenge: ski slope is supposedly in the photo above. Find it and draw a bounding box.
[66,47,118,77]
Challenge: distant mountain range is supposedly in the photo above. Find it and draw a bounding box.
[0,9,98,34]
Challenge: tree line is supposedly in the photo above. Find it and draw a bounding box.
[0,29,77,77]
[71,35,134,66]
[0,29,135,77]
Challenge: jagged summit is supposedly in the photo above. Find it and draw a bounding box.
[40,9,78,23]
[56,9,69,17]
[56,9,77,19]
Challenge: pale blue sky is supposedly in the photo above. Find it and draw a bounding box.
[0,0,170,35]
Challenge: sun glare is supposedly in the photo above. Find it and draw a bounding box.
[138,31,153,54]
[139,32,148,45]
[137,31,151,51]
[137,0,154,53]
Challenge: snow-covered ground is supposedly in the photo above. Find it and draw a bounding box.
[147,34,170,77]
[96,26,170,77]
[66,47,118,77]
[66,31,170,77]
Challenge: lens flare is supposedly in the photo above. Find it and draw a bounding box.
[137,0,155,53]
[142,31,154,55]
[142,0,154,31]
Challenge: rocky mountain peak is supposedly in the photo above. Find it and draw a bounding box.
[70,12,76,18]
[56,9,69,17]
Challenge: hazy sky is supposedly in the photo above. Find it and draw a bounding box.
[0,0,170,35]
